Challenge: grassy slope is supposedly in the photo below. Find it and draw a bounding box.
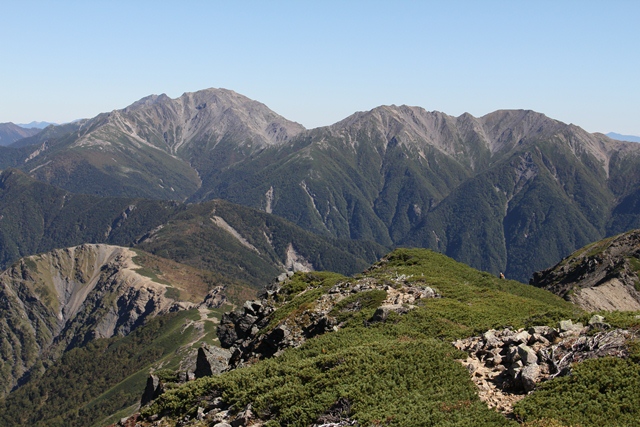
[130,249,256,305]
[143,248,581,426]
[1,247,636,426]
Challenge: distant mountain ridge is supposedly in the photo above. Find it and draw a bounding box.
[7,89,304,200]
[0,169,384,287]
[0,123,41,146]
[3,88,640,281]
[607,132,640,143]
[16,121,57,129]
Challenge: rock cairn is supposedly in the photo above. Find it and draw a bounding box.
[453,316,636,414]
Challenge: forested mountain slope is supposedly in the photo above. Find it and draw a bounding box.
[6,89,640,281]
[0,169,384,287]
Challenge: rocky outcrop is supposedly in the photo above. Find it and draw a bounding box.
[194,344,232,379]
[454,316,637,414]
[531,230,640,311]
[139,394,358,427]
[141,375,165,407]
[140,342,232,408]
[200,286,228,309]
[313,398,357,427]
[217,273,439,369]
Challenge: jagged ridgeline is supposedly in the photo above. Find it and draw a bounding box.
[6,88,640,282]
[130,248,629,427]
[0,169,386,286]
[0,244,251,397]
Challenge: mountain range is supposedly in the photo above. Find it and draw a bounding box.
[0,87,639,426]
[16,121,57,129]
[0,169,383,287]
[4,88,640,282]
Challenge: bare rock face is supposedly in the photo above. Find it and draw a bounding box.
[140,375,164,407]
[116,88,306,153]
[0,244,193,397]
[530,230,640,311]
[71,87,306,159]
[194,344,231,379]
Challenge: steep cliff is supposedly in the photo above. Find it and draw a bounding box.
[0,244,206,396]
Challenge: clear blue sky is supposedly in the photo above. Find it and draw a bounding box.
[2,1,639,134]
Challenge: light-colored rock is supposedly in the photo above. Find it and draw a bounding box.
[517,344,538,365]
[513,330,531,344]
[521,363,540,392]
[571,278,640,311]
[197,406,206,420]
[483,330,502,349]
[559,319,584,332]
[285,243,314,272]
[211,216,260,254]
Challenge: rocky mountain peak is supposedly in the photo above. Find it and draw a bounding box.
[113,87,306,153]
[327,106,620,167]
[329,105,473,158]
[65,88,306,163]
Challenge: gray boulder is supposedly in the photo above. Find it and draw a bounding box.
[370,305,409,322]
[528,325,558,341]
[517,344,538,365]
[559,319,584,333]
[194,345,231,378]
[482,330,502,349]
[521,363,540,392]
